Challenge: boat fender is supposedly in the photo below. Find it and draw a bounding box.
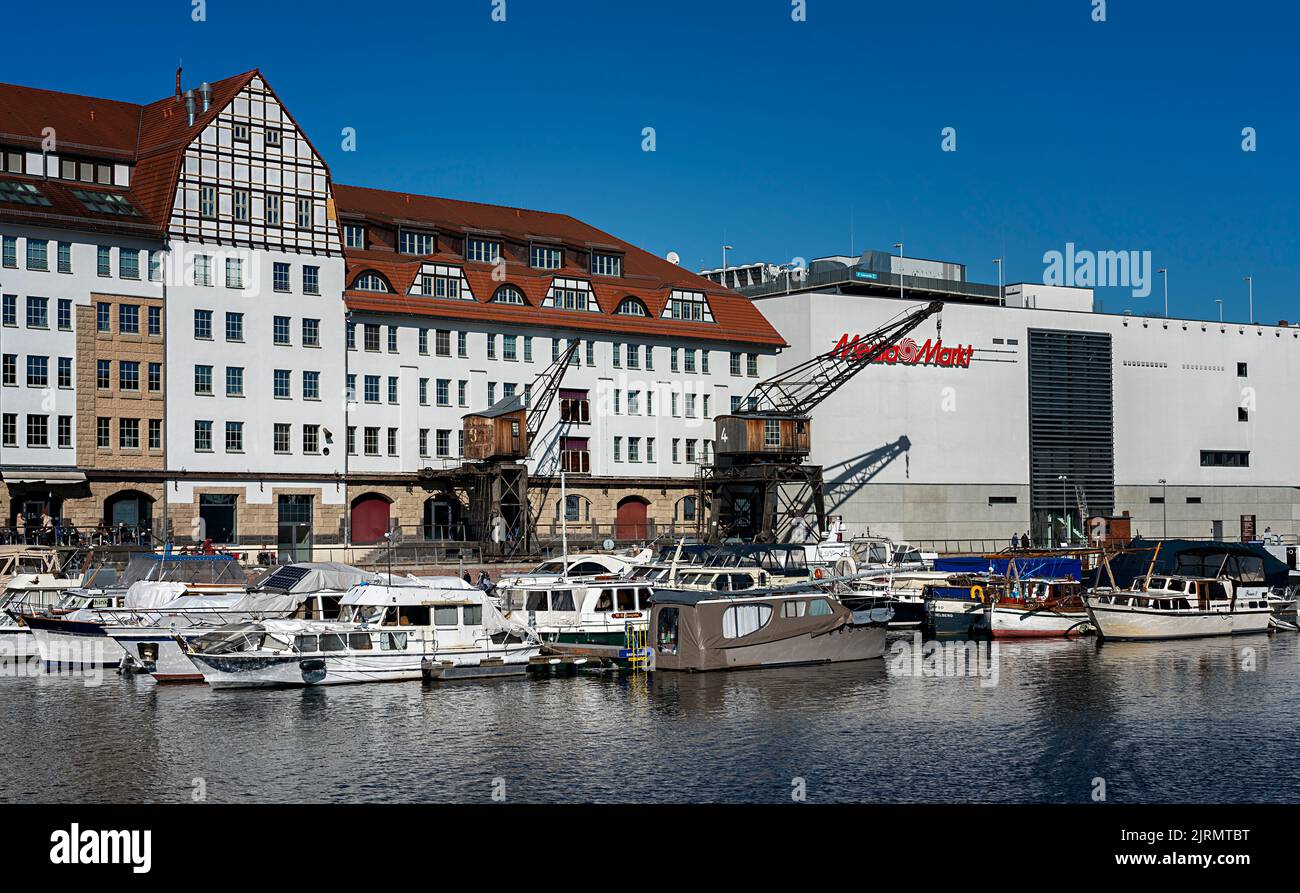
[834,556,857,578]
[814,568,825,580]
[971,585,985,603]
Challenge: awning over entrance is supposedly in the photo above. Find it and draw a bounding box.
[1,470,88,485]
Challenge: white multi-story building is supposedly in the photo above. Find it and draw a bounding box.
[0,69,784,552]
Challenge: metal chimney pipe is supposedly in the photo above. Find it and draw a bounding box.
[199,82,212,112]
[184,90,196,126]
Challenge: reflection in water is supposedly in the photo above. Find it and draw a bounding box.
[1,632,1297,803]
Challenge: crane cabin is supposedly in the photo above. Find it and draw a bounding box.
[462,395,529,462]
[714,413,812,464]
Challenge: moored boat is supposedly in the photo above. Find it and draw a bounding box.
[1085,575,1273,641]
[186,577,540,688]
[990,578,1092,639]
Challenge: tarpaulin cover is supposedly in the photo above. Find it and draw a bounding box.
[1107,539,1289,588]
[933,556,1083,581]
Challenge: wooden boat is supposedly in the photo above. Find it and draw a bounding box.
[1085,575,1272,641]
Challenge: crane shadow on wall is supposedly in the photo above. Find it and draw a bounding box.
[824,435,911,513]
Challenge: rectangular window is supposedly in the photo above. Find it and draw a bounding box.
[25,414,48,448]
[26,355,48,388]
[1,353,13,386]
[364,324,380,352]
[343,224,365,249]
[503,335,518,361]
[303,370,320,400]
[194,254,212,286]
[436,378,450,407]
[466,237,501,263]
[530,245,562,269]
[97,359,111,390]
[419,429,429,458]
[148,418,161,450]
[118,303,138,335]
[274,423,291,454]
[273,262,290,292]
[225,421,244,453]
[96,245,111,276]
[118,418,140,450]
[273,369,291,398]
[387,326,398,353]
[57,242,72,273]
[303,425,320,454]
[296,197,313,228]
[265,193,281,226]
[194,309,213,340]
[399,230,435,255]
[118,360,139,392]
[1,414,15,447]
[364,427,379,456]
[26,296,48,329]
[26,238,48,271]
[435,329,451,357]
[226,366,244,397]
[194,420,213,452]
[388,429,398,456]
[1200,450,1250,467]
[2,236,16,268]
[148,305,161,336]
[747,353,759,377]
[303,265,319,295]
[0,294,13,326]
[273,316,291,345]
[302,318,320,347]
[388,376,399,404]
[487,334,497,359]
[233,189,250,221]
[225,257,243,288]
[58,357,72,389]
[148,362,161,392]
[200,185,217,219]
[148,250,163,282]
[58,299,73,331]
[225,312,244,342]
[59,415,73,449]
[613,436,622,462]
[194,365,213,395]
[458,380,468,407]
[118,249,139,279]
[458,331,468,357]
[591,252,622,277]
[436,429,450,458]
[97,417,110,449]
[364,375,380,403]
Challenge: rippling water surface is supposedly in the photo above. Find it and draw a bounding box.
[1,632,1296,803]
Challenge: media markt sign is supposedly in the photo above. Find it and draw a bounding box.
[831,333,973,368]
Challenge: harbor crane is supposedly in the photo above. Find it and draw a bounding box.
[699,300,944,543]
[447,337,583,557]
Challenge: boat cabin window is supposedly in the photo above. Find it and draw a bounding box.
[295,634,318,652]
[782,600,808,618]
[617,588,637,611]
[397,605,431,627]
[434,605,460,626]
[722,604,773,639]
[569,561,610,575]
[656,606,678,654]
[551,590,575,611]
[318,633,348,652]
[348,633,373,650]
[525,591,548,611]
[1207,582,1229,600]
[637,588,653,610]
[464,604,483,626]
[379,632,408,651]
[808,598,834,616]
[594,590,614,612]
[1165,579,1185,592]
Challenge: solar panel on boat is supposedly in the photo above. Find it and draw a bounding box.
[260,565,311,592]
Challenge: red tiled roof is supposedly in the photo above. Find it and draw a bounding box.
[335,184,786,348]
[0,70,260,236]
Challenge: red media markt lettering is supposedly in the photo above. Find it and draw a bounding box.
[832,334,973,368]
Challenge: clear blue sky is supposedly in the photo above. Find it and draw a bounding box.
[7,0,1298,322]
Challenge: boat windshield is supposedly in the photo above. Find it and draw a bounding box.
[119,554,248,586]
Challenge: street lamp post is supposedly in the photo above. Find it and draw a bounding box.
[722,245,733,284]
[993,257,1003,306]
[1215,299,1224,322]
[1057,474,1069,547]
[894,241,904,301]
[1157,267,1168,318]
[1244,275,1253,324]
[1158,478,1167,539]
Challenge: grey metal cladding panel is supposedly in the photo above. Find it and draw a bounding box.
[1027,328,1115,513]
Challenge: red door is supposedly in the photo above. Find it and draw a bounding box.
[615,498,648,541]
[351,496,391,545]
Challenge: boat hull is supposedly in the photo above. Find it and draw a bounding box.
[1086,604,1273,640]
[990,604,1092,638]
[192,644,540,689]
[926,598,989,637]
[25,617,127,667]
[655,623,886,672]
[0,627,37,662]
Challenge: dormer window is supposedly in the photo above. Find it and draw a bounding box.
[59,157,113,185]
[466,237,501,264]
[399,230,435,256]
[615,297,649,317]
[663,289,714,323]
[530,245,562,270]
[344,224,366,249]
[591,252,622,277]
[354,272,390,293]
[492,285,527,305]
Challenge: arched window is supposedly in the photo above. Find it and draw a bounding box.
[492,285,527,305]
[675,495,698,522]
[615,297,649,317]
[352,271,390,293]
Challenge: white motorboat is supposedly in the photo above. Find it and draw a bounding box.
[112,562,377,683]
[186,577,540,688]
[1085,575,1273,640]
[496,549,650,587]
[23,552,250,667]
[0,580,118,663]
[989,578,1092,639]
[498,577,653,647]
